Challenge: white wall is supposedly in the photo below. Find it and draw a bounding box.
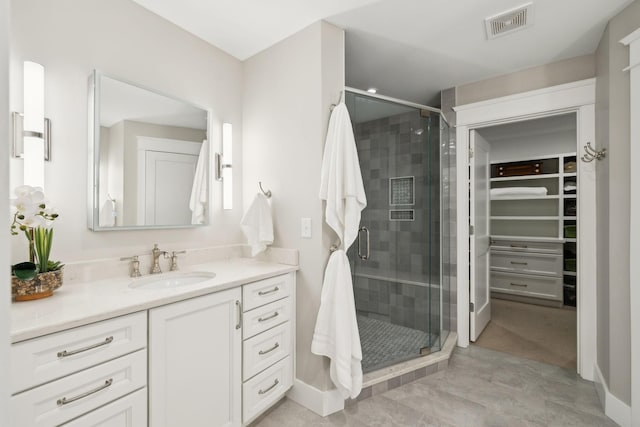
[0,0,10,422]
[243,21,345,391]
[594,0,640,406]
[9,0,244,264]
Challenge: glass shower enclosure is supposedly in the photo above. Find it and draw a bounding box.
[345,90,452,373]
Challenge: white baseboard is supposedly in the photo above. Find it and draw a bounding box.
[286,379,344,417]
[594,363,632,427]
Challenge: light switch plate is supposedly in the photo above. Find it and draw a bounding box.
[301,218,312,238]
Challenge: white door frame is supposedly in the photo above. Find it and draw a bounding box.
[621,28,640,427]
[454,78,597,381]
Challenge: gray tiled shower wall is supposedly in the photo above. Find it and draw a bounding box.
[350,110,442,339]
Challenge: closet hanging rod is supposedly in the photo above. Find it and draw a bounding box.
[259,182,272,198]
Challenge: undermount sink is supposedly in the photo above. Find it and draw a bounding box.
[129,271,216,290]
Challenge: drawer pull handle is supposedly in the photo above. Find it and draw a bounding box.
[57,378,113,406]
[259,342,280,355]
[57,336,114,358]
[510,283,528,287]
[236,301,242,330]
[258,311,279,323]
[510,244,528,248]
[510,261,528,265]
[258,286,279,296]
[258,378,280,395]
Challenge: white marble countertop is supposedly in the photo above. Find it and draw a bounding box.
[11,258,298,343]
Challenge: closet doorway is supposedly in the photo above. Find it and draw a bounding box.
[454,79,597,381]
[470,114,579,370]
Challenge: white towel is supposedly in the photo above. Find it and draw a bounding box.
[311,249,363,399]
[99,199,116,227]
[319,103,367,249]
[312,101,367,399]
[241,193,274,257]
[490,187,548,198]
[189,139,209,224]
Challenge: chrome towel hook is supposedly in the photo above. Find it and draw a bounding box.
[259,182,272,198]
[581,142,606,162]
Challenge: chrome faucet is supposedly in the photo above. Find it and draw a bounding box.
[151,244,169,274]
[120,255,142,278]
[169,250,187,271]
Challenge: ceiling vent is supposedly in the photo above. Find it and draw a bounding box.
[485,2,534,40]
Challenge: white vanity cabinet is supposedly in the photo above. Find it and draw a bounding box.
[241,273,295,425]
[10,312,148,427]
[148,286,243,427]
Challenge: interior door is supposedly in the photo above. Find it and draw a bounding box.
[144,151,198,225]
[470,130,491,341]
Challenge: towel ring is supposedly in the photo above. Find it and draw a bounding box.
[259,182,272,198]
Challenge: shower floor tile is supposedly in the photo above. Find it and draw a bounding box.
[357,315,434,373]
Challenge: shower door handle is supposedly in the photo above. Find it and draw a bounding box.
[358,227,370,260]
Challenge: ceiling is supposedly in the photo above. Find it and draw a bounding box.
[133,0,634,105]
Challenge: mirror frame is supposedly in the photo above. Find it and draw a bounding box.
[87,70,212,231]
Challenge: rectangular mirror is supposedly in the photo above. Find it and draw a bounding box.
[88,71,210,230]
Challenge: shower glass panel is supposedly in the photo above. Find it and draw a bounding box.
[345,91,447,373]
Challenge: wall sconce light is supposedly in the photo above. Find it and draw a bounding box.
[13,61,51,189]
[215,122,233,210]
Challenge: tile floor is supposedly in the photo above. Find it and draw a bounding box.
[253,346,616,427]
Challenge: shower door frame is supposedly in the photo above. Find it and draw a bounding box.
[453,79,597,382]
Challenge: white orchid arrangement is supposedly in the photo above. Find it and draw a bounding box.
[10,185,61,274]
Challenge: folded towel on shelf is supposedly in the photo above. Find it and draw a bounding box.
[241,193,274,257]
[490,187,548,198]
[189,139,209,224]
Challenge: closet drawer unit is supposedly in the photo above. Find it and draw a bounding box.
[11,311,147,394]
[490,239,562,254]
[243,297,291,339]
[491,251,562,277]
[243,273,292,311]
[11,349,147,427]
[62,388,147,426]
[243,322,291,381]
[243,356,293,424]
[491,272,563,301]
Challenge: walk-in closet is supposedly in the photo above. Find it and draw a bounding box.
[472,113,579,369]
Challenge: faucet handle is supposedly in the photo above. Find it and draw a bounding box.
[170,251,187,271]
[120,255,142,278]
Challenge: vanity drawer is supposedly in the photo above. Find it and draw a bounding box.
[491,251,562,277]
[11,349,147,427]
[490,239,562,254]
[491,272,563,301]
[243,355,293,424]
[61,388,147,426]
[243,273,292,311]
[243,322,291,381]
[243,297,291,339]
[11,311,147,394]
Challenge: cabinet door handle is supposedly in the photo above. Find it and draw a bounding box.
[510,261,528,265]
[57,336,114,358]
[57,378,113,406]
[258,378,280,395]
[258,342,280,355]
[510,283,528,287]
[258,311,279,323]
[235,300,242,330]
[510,244,528,248]
[258,286,279,296]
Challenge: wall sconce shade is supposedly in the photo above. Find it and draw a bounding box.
[17,61,50,189]
[214,123,233,210]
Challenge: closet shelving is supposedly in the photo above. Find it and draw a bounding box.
[489,152,578,307]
